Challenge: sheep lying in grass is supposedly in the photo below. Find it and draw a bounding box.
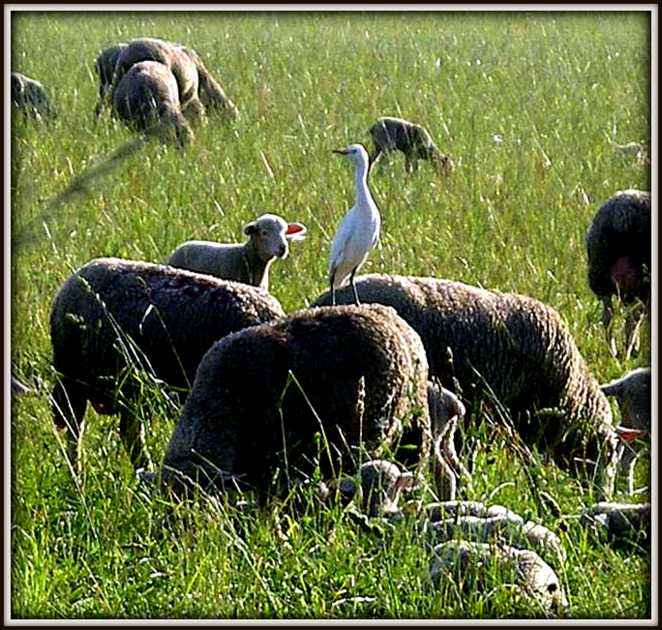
[368,116,453,175]
[112,61,194,147]
[160,305,454,502]
[93,43,128,118]
[50,257,284,471]
[11,72,54,120]
[601,367,651,494]
[312,274,620,500]
[430,541,568,613]
[586,189,651,358]
[167,214,307,291]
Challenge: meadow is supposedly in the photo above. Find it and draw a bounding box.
[9,10,652,620]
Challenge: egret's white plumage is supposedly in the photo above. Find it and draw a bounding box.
[328,143,381,305]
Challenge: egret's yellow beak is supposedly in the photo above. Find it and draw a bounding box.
[333,148,349,155]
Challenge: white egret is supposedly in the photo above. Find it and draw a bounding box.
[328,143,381,305]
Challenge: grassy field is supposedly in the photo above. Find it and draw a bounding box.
[9,10,653,620]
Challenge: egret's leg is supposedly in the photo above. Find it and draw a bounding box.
[350,268,360,306]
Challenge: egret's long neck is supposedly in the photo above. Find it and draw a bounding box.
[354,156,372,207]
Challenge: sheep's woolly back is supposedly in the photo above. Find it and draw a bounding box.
[50,257,284,396]
[162,304,431,496]
[312,274,617,493]
[585,189,651,301]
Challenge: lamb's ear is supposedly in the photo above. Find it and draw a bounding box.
[615,425,647,442]
[243,221,257,236]
[286,223,307,240]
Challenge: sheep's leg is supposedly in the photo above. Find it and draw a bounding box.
[600,296,618,357]
[119,408,152,471]
[624,302,645,360]
[52,377,88,471]
[349,268,360,306]
[182,97,206,124]
[368,146,384,172]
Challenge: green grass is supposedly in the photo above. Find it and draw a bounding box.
[10,10,652,620]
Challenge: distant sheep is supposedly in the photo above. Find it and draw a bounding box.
[601,367,651,494]
[368,116,453,175]
[112,61,193,146]
[160,305,441,501]
[430,541,568,613]
[11,72,54,120]
[50,257,284,471]
[313,274,620,499]
[586,189,651,358]
[167,214,307,291]
[93,43,128,118]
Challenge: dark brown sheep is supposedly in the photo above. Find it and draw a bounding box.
[312,274,619,499]
[93,43,128,118]
[112,60,193,146]
[50,257,284,471]
[160,305,435,501]
[111,37,204,121]
[586,189,651,358]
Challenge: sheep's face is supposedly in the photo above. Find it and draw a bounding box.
[244,213,307,262]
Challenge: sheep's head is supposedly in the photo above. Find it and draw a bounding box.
[244,213,307,262]
[601,367,651,432]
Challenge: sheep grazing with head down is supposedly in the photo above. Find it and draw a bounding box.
[368,116,453,175]
[112,61,194,146]
[160,304,460,502]
[93,42,128,118]
[11,72,54,120]
[167,214,307,291]
[601,367,651,494]
[586,189,651,358]
[111,37,204,119]
[312,274,620,499]
[50,257,284,472]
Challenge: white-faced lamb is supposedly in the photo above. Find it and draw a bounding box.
[586,189,651,358]
[112,60,194,146]
[50,257,284,471]
[93,43,128,118]
[368,116,453,175]
[312,274,620,499]
[11,72,54,120]
[160,304,462,502]
[601,367,651,494]
[581,501,650,548]
[167,214,307,291]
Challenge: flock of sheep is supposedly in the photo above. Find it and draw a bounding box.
[12,34,652,615]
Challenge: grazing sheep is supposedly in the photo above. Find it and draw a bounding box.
[368,116,453,175]
[160,305,440,501]
[601,367,651,494]
[312,274,620,499]
[111,37,205,120]
[430,541,568,613]
[112,61,193,146]
[425,500,523,524]
[50,257,284,471]
[581,501,650,548]
[167,214,307,291]
[11,72,54,120]
[586,189,651,358]
[93,43,128,118]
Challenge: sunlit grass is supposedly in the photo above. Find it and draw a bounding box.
[10,9,651,620]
